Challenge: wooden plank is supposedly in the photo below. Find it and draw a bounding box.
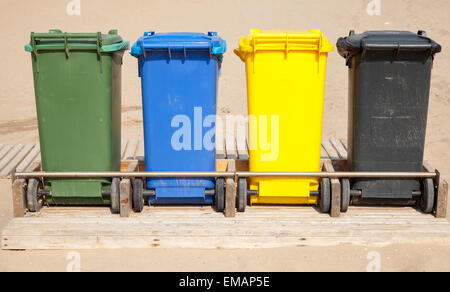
[120,162,139,218]
[120,179,131,218]
[421,162,448,219]
[322,139,340,160]
[236,136,249,161]
[12,179,27,218]
[225,160,236,218]
[0,144,25,173]
[340,139,348,150]
[2,207,449,250]
[330,138,347,159]
[0,145,14,162]
[216,138,226,160]
[225,136,237,160]
[320,145,329,160]
[323,160,341,218]
[15,144,40,173]
[124,139,138,160]
[1,144,35,177]
[436,176,448,219]
[26,161,41,173]
[121,139,129,160]
[216,159,230,172]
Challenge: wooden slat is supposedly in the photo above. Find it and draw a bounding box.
[322,139,340,160]
[216,138,226,160]
[15,144,40,173]
[26,161,41,173]
[340,139,348,150]
[0,144,25,174]
[330,138,347,159]
[2,207,449,250]
[120,162,139,218]
[436,179,448,219]
[225,160,236,218]
[236,142,249,161]
[0,145,14,162]
[323,160,341,218]
[124,139,138,160]
[225,136,237,160]
[12,179,27,218]
[236,133,249,161]
[121,139,129,160]
[1,144,35,177]
[320,145,329,160]
[422,162,448,219]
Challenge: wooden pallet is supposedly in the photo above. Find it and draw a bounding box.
[8,138,448,218]
[3,138,449,250]
[0,139,142,179]
[2,206,449,250]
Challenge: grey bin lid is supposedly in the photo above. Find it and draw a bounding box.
[337,30,441,63]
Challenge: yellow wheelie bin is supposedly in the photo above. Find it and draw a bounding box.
[234,29,333,213]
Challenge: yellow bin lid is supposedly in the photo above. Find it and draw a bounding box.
[235,29,334,62]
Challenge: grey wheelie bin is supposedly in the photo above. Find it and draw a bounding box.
[336,30,441,213]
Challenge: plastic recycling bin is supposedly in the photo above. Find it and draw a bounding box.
[25,30,129,213]
[234,29,334,213]
[130,32,226,212]
[336,30,441,213]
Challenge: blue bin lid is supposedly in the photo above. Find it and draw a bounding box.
[130,31,226,58]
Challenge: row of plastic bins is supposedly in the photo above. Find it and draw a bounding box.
[23,29,441,214]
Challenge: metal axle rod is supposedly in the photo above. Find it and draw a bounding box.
[15,171,436,179]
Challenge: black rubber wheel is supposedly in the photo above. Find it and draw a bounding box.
[237,178,247,213]
[341,178,351,213]
[420,178,435,214]
[26,178,43,212]
[215,178,225,212]
[319,178,331,214]
[110,178,121,214]
[133,178,144,213]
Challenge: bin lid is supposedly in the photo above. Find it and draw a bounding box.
[130,31,227,58]
[234,29,334,62]
[25,29,130,53]
[337,30,441,61]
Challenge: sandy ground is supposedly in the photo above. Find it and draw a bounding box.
[0,0,449,271]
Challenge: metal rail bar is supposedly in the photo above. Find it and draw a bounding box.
[235,172,436,178]
[14,171,436,179]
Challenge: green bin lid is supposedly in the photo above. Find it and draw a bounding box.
[25,29,129,53]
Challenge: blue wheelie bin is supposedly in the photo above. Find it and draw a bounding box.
[130,31,226,212]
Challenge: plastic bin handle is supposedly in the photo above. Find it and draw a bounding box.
[362,41,433,52]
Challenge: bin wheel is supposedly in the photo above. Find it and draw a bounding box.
[110,178,121,214]
[27,178,44,213]
[237,178,247,213]
[215,178,225,212]
[319,178,331,213]
[341,179,351,213]
[420,178,435,214]
[133,178,144,213]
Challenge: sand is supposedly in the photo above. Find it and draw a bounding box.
[0,0,449,271]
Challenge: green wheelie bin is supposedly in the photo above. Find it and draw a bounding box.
[25,30,129,213]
